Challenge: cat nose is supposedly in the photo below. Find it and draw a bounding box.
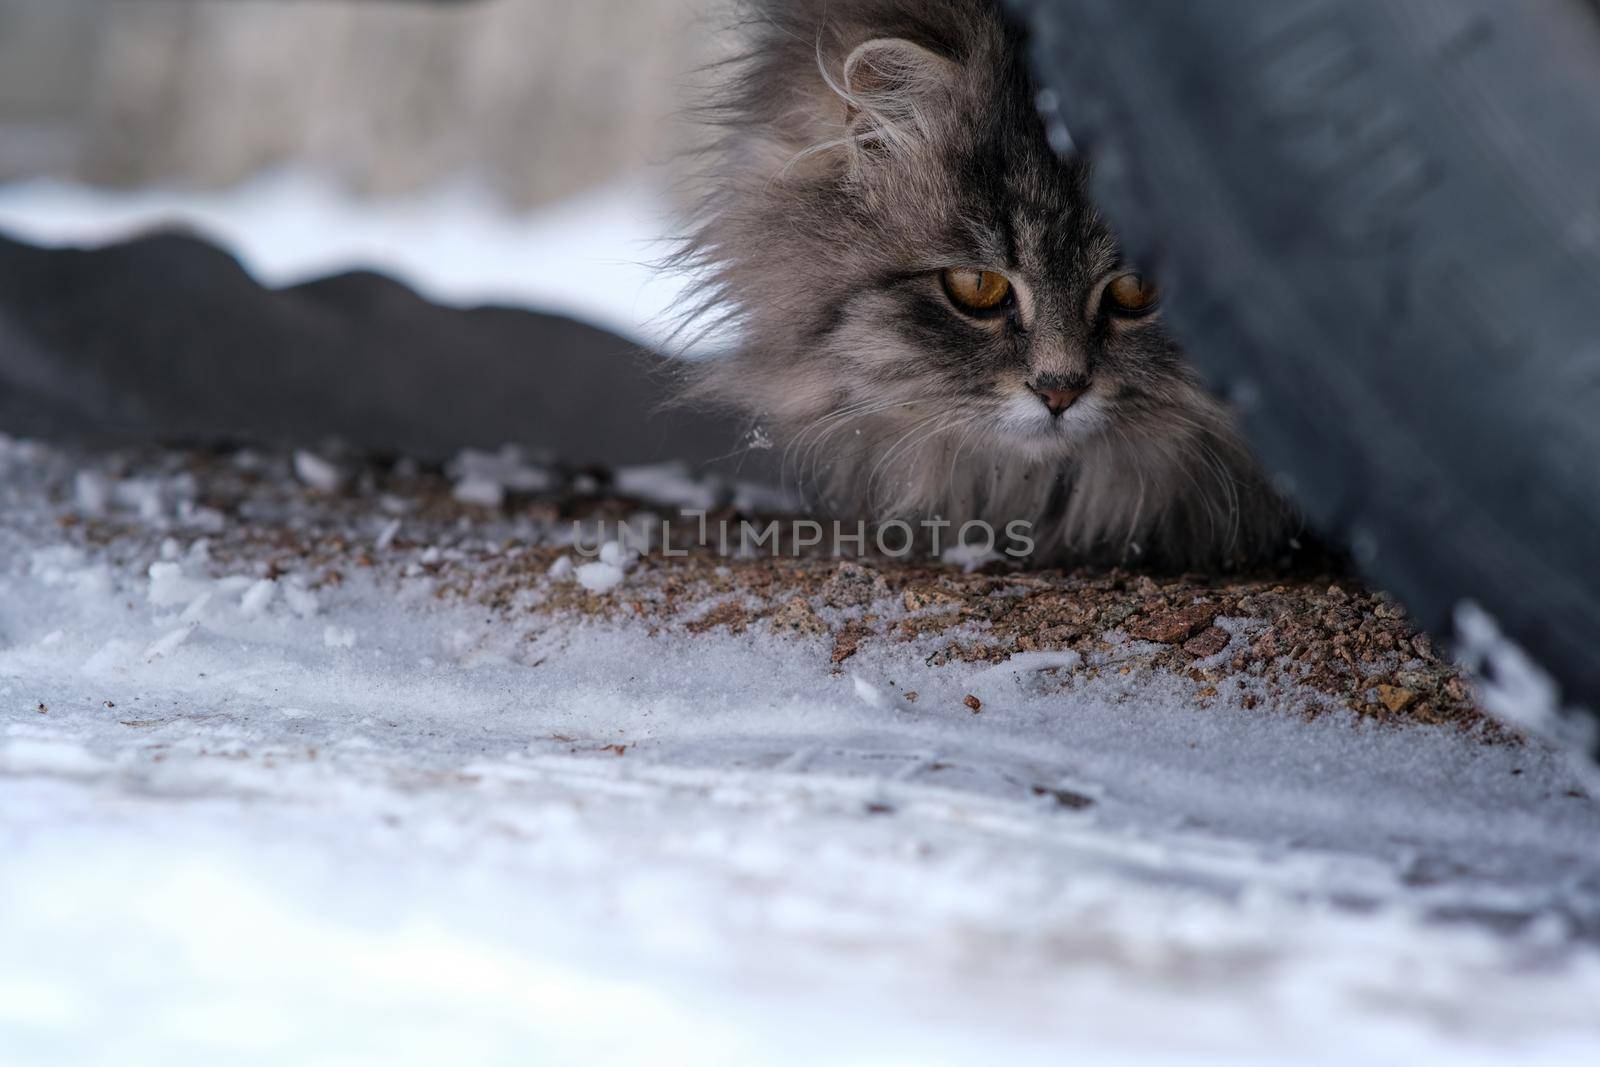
[1030,382,1086,416]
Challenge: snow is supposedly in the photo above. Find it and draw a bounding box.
[449,446,555,506]
[375,518,402,553]
[0,170,712,351]
[571,539,643,594]
[0,738,106,777]
[240,578,277,618]
[452,477,506,509]
[141,625,195,663]
[292,449,345,493]
[613,461,722,512]
[1454,599,1596,756]
[941,540,1004,572]
[852,673,892,709]
[964,649,1085,692]
[322,625,357,650]
[575,561,627,594]
[3,435,1600,1065]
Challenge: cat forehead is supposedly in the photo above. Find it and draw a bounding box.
[931,147,1120,281]
[1013,206,1121,280]
[938,66,1121,276]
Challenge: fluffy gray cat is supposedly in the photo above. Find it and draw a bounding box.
[677,0,1295,567]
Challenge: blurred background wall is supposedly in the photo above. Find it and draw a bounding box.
[0,0,722,207]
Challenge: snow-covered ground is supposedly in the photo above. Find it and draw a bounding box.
[3,436,1599,1066]
[1,172,1598,1063]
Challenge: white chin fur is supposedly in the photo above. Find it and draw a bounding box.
[995,392,1110,457]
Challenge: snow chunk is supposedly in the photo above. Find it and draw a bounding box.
[144,625,195,662]
[598,541,636,570]
[565,539,639,594]
[548,556,575,581]
[449,446,553,509]
[453,477,506,509]
[112,477,171,522]
[73,470,110,516]
[293,450,345,492]
[852,674,890,709]
[575,562,626,594]
[179,592,214,623]
[240,579,277,618]
[177,500,228,533]
[611,462,718,511]
[967,651,1083,688]
[942,541,1003,573]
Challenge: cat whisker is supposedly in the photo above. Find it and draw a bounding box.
[871,410,970,509]
[865,413,946,501]
[786,397,924,501]
[946,414,985,493]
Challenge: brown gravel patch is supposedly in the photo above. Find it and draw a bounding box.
[54,445,1507,741]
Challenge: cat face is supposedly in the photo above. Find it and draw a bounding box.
[819,126,1188,465]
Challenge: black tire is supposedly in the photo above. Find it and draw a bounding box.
[1014,0,1600,754]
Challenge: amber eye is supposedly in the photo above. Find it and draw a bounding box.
[941,268,1013,314]
[1104,272,1160,316]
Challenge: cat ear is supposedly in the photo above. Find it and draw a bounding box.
[840,38,961,159]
